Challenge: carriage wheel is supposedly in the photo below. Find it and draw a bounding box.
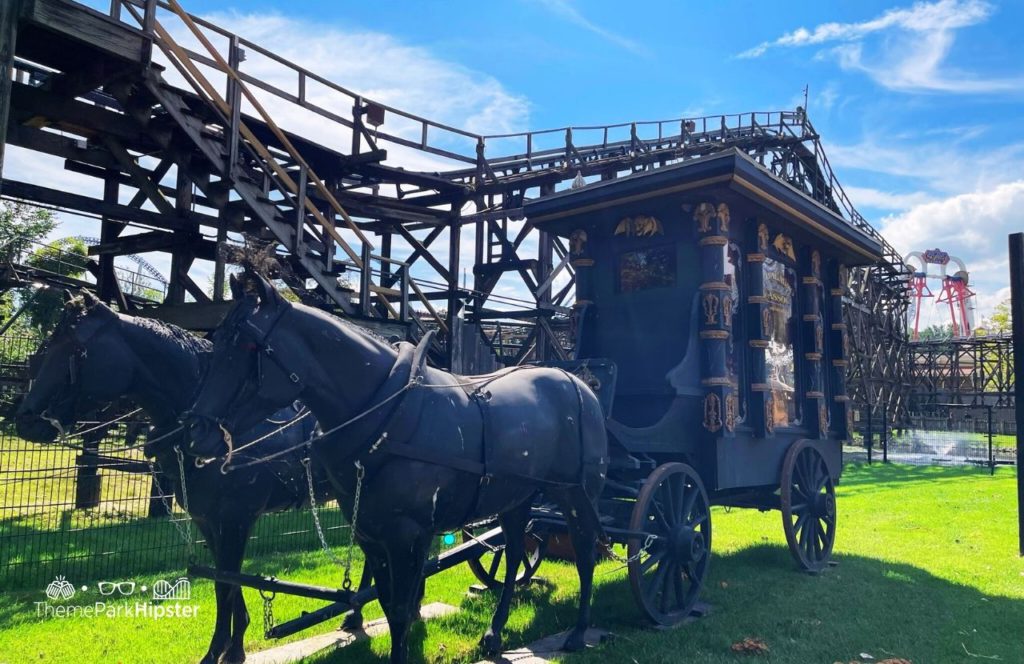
[463,526,547,590]
[780,440,837,573]
[627,462,711,626]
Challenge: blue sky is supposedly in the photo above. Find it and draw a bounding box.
[49,0,1024,321]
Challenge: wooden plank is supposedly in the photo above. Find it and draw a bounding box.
[0,178,213,233]
[247,602,458,664]
[25,0,145,63]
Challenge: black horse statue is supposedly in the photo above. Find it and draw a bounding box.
[14,291,371,664]
[185,272,609,663]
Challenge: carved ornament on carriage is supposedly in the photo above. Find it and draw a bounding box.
[772,233,796,261]
[725,393,738,433]
[815,323,823,353]
[703,392,722,433]
[765,396,775,434]
[811,250,821,279]
[716,203,730,233]
[573,364,602,392]
[762,307,773,335]
[838,264,849,291]
[757,223,770,252]
[614,215,663,238]
[722,295,733,327]
[819,402,829,437]
[703,293,720,325]
[569,229,588,256]
[694,203,715,233]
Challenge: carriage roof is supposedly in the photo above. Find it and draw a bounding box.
[523,149,882,266]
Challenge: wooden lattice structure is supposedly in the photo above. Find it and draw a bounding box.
[0,0,909,415]
[909,335,1015,408]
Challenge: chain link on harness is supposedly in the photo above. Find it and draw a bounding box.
[301,456,364,591]
[603,533,657,566]
[173,446,195,559]
[259,589,275,638]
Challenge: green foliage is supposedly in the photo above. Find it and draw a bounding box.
[0,202,56,331]
[0,202,56,261]
[916,322,953,341]
[23,237,89,334]
[987,298,1012,333]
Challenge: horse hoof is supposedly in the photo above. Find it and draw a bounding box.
[562,630,587,652]
[341,611,364,631]
[480,631,503,657]
[218,647,246,664]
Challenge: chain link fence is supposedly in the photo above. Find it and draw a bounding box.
[849,403,1017,470]
[0,331,348,590]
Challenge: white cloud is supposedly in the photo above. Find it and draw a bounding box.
[531,0,649,57]
[844,186,935,211]
[880,180,1024,317]
[739,0,1022,93]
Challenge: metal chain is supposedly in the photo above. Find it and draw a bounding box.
[299,452,344,569]
[604,533,657,566]
[343,461,366,591]
[173,446,195,558]
[259,589,275,638]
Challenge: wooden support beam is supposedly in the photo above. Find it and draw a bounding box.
[101,134,177,216]
[0,0,21,193]
[88,230,217,261]
[0,178,214,232]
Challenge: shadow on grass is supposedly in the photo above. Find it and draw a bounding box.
[0,507,351,590]
[311,544,1024,664]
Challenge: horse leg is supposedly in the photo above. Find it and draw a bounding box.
[373,521,431,664]
[340,557,374,631]
[220,522,253,664]
[558,490,599,652]
[480,501,531,656]
[197,526,232,664]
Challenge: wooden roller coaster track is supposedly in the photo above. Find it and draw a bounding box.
[0,0,910,418]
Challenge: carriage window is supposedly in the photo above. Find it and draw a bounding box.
[724,243,745,422]
[764,258,799,426]
[617,245,676,293]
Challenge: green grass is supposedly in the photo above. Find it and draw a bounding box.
[0,462,1022,663]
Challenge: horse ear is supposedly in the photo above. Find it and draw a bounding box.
[62,289,73,304]
[253,272,280,307]
[229,273,245,300]
[80,290,100,307]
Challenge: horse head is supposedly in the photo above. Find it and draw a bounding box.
[15,290,131,442]
[185,271,306,459]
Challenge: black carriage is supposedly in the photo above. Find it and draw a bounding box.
[478,148,882,625]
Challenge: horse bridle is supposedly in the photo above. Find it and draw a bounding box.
[186,301,303,436]
[33,315,117,425]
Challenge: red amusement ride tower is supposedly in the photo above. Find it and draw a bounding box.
[905,248,976,340]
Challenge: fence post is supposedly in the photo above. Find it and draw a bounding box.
[1008,232,1024,556]
[882,402,889,464]
[866,406,873,465]
[987,405,995,476]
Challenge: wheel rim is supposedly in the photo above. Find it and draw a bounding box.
[781,441,836,573]
[627,462,711,626]
[463,526,546,590]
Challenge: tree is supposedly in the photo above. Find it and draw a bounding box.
[23,237,89,334]
[916,323,953,341]
[986,299,1012,334]
[0,202,57,331]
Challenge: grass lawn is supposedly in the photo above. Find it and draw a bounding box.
[0,462,1021,663]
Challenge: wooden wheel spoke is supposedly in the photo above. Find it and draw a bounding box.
[629,463,711,626]
[487,548,504,579]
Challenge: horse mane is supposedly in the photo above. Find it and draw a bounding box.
[123,315,211,355]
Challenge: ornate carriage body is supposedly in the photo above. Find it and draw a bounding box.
[518,149,882,622]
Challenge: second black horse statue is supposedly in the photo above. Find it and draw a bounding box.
[186,271,609,663]
[14,292,372,664]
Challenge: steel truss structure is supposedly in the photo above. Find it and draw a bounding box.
[0,0,909,413]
